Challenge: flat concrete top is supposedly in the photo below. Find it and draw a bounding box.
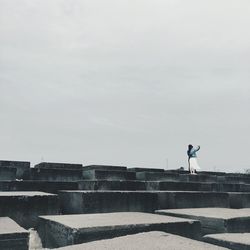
[56,231,228,250]
[0,217,27,235]
[156,208,250,220]
[0,191,56,196]
[40,212,196,229]
[205,233,250,245]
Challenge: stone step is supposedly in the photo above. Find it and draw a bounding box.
[59,191,157,214]
[218,176,250,184]
[0,160,30,179]
[0,167,16,180]
[156,208,250,234]
[82,169,136,180]
[38,212,201,248]
[55,231,228,250]
[34,162,83,170]
[0,217,29,250]
[30,168,83,181]
[0,180,78,193]
[83,165,127,171]
[128,167,165,172]
[204,233,250,250]
[0,191,59,229]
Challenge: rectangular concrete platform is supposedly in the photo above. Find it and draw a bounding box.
[38,212,201,248]
[0,217,29,250]
[0,191,59,229]
[0,160,30,179]
[0,167,16,180]
[156,208,250,234]
[56,231,228,250]
[82,169,136,180]
[83,165,127,171]
[59,191,158,214]
[204,233,250,250]
[34,162,83,170]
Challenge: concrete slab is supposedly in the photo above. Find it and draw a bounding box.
[0,217,29,250]
[83,165,127,171]
[128,167,165,172]
[0,160,30,179]
[34,162,83,170]
[0,167,16,180]
[30,168,82,181]
[59,191,158,214]
[0,191,59,229]
[82,169,136,180]
[136,172,186,181]
[38,212,201,248]
[218,176,250,184]
[78,180,146,190]
[156,208,250,234]
[204,233,250,250]
[56,231,228,250]
[229,192,250,208]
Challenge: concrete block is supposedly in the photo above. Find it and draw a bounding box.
[156,208,250,234]
[78,180,146,190]
[128,167,165,172]
[0,160,30,179]
[82,170,136,180]
[186,174,218,183]
[38,212,201,248]
[0,191,59,229]
[155,191,229,209]
[0,217,29,250]
[55,231,228,250]
[218,176,250,184]
[0,167,16,180]
[30,168,82,181]
[204,233,250,250]
[83,165,127,171]
[136,172,186,181]
[229,192,250,208]
[34,162,82,170]
[58,191,158,214]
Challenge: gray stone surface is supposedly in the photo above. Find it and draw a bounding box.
[59,190,158,214]
[83,165,127,171]
[82,169,136,180]
[0,191,59,229]
[0,217,29,250]
[0,167,16,180]
[229,192,250,208]
[218,176,250,184]
[128,167,165,172]
[34,162,82,170]
[136,172,185,181]
[56,231,228,250]
[156,208,250,234]
[0,160,30,179]
[38,212,201,248]
[204,233,250,250]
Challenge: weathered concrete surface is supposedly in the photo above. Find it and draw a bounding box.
[136,172,186,181]
[78,180,146,190]
[218,176,250,184]
[204,233,250,250]
[128,167,165,172]
[0,167,16,180]
[155,191,229,209]
[229,192,250,208]
[83,165,127,171]
[30,168,82,181]
[56,231,228,250]
[34,162,82,170]
[156,208,250,234]
[0,191,59,229]
[38,212,201,248]
[0,180,78,193]
[59,191,158,214]
[0,217,29,250]
[0,160,30,179]
[82,169,136,180]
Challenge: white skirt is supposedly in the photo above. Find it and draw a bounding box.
[189,157,201,171]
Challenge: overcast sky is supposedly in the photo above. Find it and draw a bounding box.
[0,0,250,172]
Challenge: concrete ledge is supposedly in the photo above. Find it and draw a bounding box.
[136,172,186,181]
[0,160,30,179]
[156,208,250,234]
[83,165,127,171]
[128,167,165,172]
[34,162,83,170]
[0,191,59,229]
[0,217,29,250]
[38,212,201,248]
[55,231,228,250]
[229,192,250,208]
[0,167,16,181]
[82,170,136,180]
[204,233,250,250]
[59,191,158,214]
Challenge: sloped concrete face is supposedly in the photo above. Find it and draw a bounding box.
[35,162,83,170]
[0,167,16,180]
[204,233,250,250]
[0,191,59,229]
[156,208,250,234]
[56,231,228,250]
[0,217,29,250]
[0,160,30,179]
[83,165,127,171]
[82,170,136,180]
[38,212,201,248]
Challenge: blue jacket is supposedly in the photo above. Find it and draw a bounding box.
[187,146,200,158]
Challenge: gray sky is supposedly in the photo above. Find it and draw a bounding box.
[0,0,250,172]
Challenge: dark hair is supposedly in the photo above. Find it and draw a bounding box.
[187,144,193,156]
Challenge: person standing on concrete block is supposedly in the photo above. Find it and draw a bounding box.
[187,144,201,174]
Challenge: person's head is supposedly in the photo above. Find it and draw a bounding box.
[188,144,193,150]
